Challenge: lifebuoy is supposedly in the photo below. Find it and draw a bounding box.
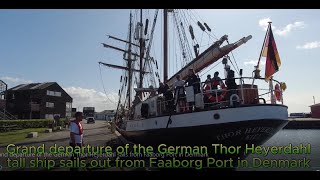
[229,94,240,106]
[204,81,227,102]
[275,84,281,101]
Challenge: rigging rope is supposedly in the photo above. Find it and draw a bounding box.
[199,61,222,78]
[189,10,218,40]
[98,64,118,107]
[176,10,193,64]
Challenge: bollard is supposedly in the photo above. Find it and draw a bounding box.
[111,121,115,133]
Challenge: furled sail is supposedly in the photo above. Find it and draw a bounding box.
[166,35,252,87]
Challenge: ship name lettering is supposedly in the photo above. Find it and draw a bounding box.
[244,127,274,134]
[216,129,242,141]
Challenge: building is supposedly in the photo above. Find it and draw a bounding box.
[5,82,72,119]
[95,110,116,120]
[71,108,77,117]
[83,107,95,118]
[0,80,7,110]
[310,103,320,118]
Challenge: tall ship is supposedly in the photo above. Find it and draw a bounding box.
[99,9,288,166]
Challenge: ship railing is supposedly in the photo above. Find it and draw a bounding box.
[151,76,284,116]
[199,76,284,108]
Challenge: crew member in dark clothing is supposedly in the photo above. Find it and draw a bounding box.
[158,82,168,94]
[225,69,238,102]
[185,68,200,111]
[158,82,174,114]
[185,69,200,93]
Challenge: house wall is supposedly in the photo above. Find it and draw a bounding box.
[6,91,33,119]
[0,99,5,109]
[39,83,72,119]
[6,83,72,119]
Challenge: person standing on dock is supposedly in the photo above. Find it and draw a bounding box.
[69,112,84,171]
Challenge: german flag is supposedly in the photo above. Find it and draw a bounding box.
[262,23,281,80]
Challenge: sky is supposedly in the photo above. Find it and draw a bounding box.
[0,9,319,114]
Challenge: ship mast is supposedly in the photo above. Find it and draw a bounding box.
[127,13,133,109]
[163,9,168,83]
[139,9,144,99]
[100,11,143,111]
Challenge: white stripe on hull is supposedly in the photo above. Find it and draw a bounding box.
[125,105,288,131]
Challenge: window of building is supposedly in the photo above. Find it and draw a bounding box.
[55,92,61,97]
[47,90,61,97]
[12,93,15,99]
[46,102,54,108]
[66,102,72,109]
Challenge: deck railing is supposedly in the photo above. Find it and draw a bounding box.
[155,77,284,115]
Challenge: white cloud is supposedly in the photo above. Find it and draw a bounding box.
[274,21,305,36]
[258,18,275,31]
[258,18,305,36]
[243,60,265,66]
[0,76,33,87]
[63,86,118,112]
[296,41,320,49]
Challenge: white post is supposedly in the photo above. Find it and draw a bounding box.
[269,77,276,104]
[240,77,244,104]
[280,88,283,105]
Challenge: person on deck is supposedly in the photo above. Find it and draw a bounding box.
[203,74,212,89]
[173,75,186,113]
[158,82,174,114]
[225,69,238,102]
[212,71,224,90]
[185,68,200,111]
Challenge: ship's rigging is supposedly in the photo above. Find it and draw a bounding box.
[99,9,250,116]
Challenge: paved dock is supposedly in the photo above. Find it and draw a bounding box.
[0,120,129,171]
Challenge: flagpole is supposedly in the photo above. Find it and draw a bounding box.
[251,22,271,87]
[257,22,271,68]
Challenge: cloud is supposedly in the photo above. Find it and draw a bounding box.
[258,18,275,31]
[296,41,320,49]
[258,18,305,36]
[243,60,265,66]
[274,21,305,36]
[0,76,33,87]
[63,86,118,112]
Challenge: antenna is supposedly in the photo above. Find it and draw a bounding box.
[313,96,316,105]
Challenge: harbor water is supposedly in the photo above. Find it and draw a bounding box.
[239,129,320,171]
